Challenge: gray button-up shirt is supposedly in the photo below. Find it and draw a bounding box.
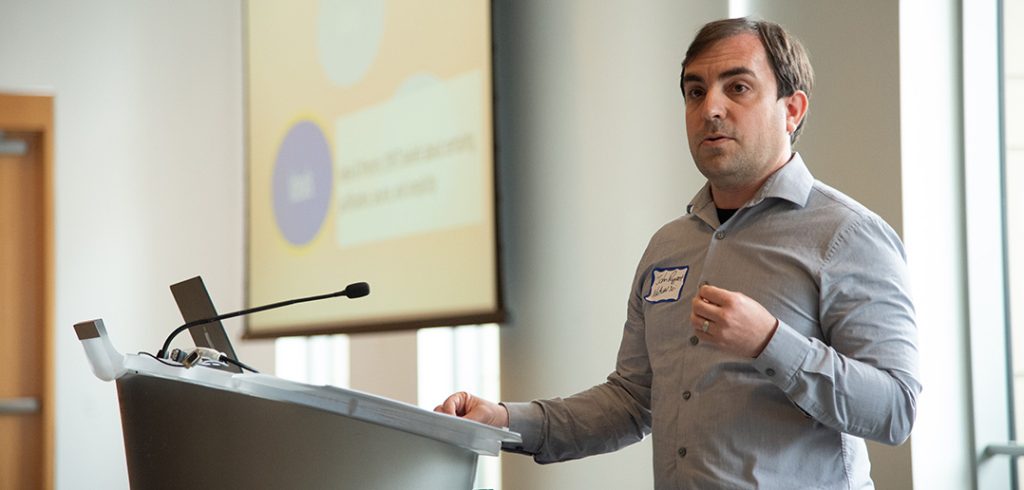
[504,154,921,489]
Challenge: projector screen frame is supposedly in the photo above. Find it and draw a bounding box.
[240,0,505,339]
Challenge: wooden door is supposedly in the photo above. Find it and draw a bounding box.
[0,94,54,490]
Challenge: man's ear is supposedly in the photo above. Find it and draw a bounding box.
[783,90,809,135]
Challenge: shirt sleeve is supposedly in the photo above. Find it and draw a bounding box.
[751,213,922,445]
[499,266,654,463]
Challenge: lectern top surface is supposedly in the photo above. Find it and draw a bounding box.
[116,353,521,456]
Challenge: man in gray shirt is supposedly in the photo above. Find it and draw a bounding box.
[437,17,920,488]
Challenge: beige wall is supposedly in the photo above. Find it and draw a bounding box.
[741,1,903,231]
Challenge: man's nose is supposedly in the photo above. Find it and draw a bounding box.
[702,88,726,120]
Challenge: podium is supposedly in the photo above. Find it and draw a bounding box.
[74,319,520,489]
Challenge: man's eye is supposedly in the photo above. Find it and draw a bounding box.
[732,84,749,93]
[686,88,705,99]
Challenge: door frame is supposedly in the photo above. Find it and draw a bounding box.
[0,92,54,489]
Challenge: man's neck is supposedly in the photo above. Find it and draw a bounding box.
[710,152,795,209]
[710,181,765,209]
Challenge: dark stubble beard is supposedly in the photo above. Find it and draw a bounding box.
[691,120,766,192]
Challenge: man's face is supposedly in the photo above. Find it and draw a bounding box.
[682,33,800,192]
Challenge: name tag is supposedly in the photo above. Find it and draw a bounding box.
[644,266,689,303]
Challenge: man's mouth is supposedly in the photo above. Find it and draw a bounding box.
[702,134,732,144]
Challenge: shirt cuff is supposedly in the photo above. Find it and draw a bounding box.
[751,319,812,390]
[500,401,544,454]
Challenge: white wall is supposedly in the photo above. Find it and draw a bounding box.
[0,1,272,488]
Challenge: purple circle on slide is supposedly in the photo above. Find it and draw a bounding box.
[272,120,333,245]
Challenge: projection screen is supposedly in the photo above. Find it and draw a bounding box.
[244,0,502,337]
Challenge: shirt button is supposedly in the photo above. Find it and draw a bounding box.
[766,368,776,377]
[715,231,725,240]
[689,335,699,345]
[682,391,692,400]
[678,447,687,458]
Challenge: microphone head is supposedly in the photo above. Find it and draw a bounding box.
[344,282,370,298]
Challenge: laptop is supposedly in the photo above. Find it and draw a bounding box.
[169,276,242,373]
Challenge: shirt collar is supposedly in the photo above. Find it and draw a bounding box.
[687,152,814,216]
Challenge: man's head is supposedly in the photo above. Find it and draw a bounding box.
[680,18,812,200]
[682,18,814,144]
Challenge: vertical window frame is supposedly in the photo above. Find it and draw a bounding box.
[965,0,1016,488]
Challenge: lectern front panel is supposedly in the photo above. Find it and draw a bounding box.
[116,374,478,489]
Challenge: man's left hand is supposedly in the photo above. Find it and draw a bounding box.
[690,284,779,358]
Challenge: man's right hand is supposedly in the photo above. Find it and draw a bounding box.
[434,391,509,428]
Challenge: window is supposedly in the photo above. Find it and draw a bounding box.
[417,324,501,489]
[968,0,1023,487]
[1006,0,1024,483]
[275,324,502,489]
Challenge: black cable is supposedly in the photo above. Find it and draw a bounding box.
[140,349,258,374]
[138,351,185,368]
[220,355,259,374]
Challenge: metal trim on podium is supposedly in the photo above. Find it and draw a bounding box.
[75,319,519,489]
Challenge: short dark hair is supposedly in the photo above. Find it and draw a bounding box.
[681,17,814,144]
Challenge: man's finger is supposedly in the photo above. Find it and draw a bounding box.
[692,295,722,325]
[434,392,464,415]
[698,284,731,305]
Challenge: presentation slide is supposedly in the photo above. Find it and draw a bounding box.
[245,0,500,337]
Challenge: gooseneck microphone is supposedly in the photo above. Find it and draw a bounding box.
[156,282,370,359]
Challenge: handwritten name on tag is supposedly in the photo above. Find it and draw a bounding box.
[644,266,689,303]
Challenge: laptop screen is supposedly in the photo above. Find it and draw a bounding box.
[170,276,242,373]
